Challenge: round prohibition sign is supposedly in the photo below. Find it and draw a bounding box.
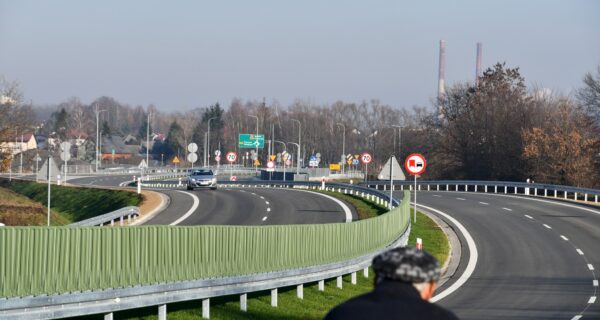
[405,153,427,175]
[226,152,237,163]
[361,153,373,164]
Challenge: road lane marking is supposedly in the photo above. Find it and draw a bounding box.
[593,280,598,287]
[524,215,534,219]
[169,191,200,226]
[262,216,267,221]
[260,196,265,199]
[588,264,594,271]
[417,203,478,303]
[265,201,270,205]
[456,197,466,201]
[571,316,582,320]
[432,195,442,197]
[577,249,584,255]
[588,296,596,304]
[479,202,489,205]
[291,189,353,222]
[502,207,512,211]
[267,208,271,212]
[543,224,552,229]
[560,235,569,241]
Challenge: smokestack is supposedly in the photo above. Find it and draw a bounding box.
[475,42,482,87]
[437,40,446,119]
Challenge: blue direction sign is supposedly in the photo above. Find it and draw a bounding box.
[239,134,265,149]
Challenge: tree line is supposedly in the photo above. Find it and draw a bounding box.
[1,64,599,187]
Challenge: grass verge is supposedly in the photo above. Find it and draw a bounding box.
[99,192,450,320]
[318,190,388,219]
[0,178,143,225]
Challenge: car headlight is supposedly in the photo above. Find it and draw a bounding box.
[190,178,196,182]
[211,178,217,183]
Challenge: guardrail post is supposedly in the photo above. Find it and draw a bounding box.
[137,178,141,194]
[494,185,497,193]
[475,185,478,192]
[554,190,557,198]
[104,312,114,320]
[514,187,517,195]
[575,192,578,201]
[119,215,124,226]
[427,184,430,191]
[446,184,449,191]
[202,299,210,318]
[158,304,167,320]
[504,186,507,194]
[400,184,404,191]
[544,189,547,197]
[240,293,247,311]
[364,267,369,278]
[455,184,458,191]
[110,219,114,226]
[351,272,357,284]
[534,188,537,196]
[595,195,598,203]
[418,184,421,191]
[564,191,568,200]
[383,184,387,191]
[297,284,304,299]
[318,280,325,291]
[484,185,488,193]
[585,194,588,202]
[437,184,439,191]
[337,276,343,288]
[271,288,278,307]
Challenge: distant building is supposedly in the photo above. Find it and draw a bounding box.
[0,133,37,155]
[101,135,136,160]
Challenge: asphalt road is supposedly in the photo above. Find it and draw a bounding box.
[143,187,357,226]
[401,191,600,320]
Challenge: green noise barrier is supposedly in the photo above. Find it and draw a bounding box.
[0,191,410,298]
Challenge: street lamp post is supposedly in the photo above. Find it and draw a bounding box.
[287,142,300,175]
[146,112,152,170]
[290,119,301,174]
[248,115,259,172]
[207,117,217,167]
[336,123,345,174]
[95,104,106,172]
[274,140,286,181]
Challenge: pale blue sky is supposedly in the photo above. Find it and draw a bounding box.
[1,0,599,110]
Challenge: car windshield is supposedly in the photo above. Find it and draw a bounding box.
[191,170,213,176]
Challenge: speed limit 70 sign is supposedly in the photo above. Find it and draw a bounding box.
[361,153,372,164]
[226,152,237,163]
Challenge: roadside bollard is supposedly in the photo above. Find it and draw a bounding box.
[137,178,141,194]
[178,177,182,187]
[416,238,423,250]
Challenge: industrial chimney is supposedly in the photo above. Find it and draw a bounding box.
[437,40,446,119]
[475,42,482,87]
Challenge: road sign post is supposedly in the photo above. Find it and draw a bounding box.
[226,152,237,180]
[361,153,372,182]
[405,154,427,223]
[187,143,198,170]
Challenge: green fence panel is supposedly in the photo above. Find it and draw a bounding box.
[0,191,410,298]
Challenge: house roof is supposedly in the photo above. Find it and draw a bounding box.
[101,135,131,154]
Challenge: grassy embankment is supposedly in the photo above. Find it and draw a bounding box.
[104,191,449,320]
[0,179,143,225]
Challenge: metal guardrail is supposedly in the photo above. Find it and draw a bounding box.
[363,180,600,204]
[0,184,409,320]
[68,206,140,227]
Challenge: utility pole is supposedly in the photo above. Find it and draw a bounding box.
[291,119,301,174]
[19,134,23,175]
[95,104,106,172]
[248,115,259,172]
[336,123,345,174]
[146,111,152,169]
[207,117,217,167]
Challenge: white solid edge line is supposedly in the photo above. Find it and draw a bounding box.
[577,249,585,255]
[560,235,569,241]
[593,280,598,287]
[169,191,200,226]
[588,296,596,304]
[290,189,353,222]
[417,203,478,303]
[588,264,595,271]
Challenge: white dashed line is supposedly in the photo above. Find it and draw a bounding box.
[571,316,582,320]
[588,296,596,304]
[588,264,595,271]
[479,202,489,205]
[260,196,265,199]
[593,280,598,287]
[543,224,552,229]
[577,249,585,255]
[266,208,271,212]
[262,216,267,221]
[432,195,442,197]
[456,197,466,201]
[502,207,512,211]
[265,201,270,205]
[560,235,569,241]
[524,215,534,219]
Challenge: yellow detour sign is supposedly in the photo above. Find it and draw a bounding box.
[172,156,181,164]
[270,154,276,161]
[329,163,341,171]
[254,159,261,166]
[347,159,353,165]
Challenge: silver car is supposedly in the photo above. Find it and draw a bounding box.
[186,169,217,190]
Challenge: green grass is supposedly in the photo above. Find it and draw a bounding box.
[319,190,388,219]
[0,178,143,224]
[95,192,450,320]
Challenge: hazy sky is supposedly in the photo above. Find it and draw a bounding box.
[1,0,599,111]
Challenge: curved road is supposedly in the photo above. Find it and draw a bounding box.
[399,190,600,320]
